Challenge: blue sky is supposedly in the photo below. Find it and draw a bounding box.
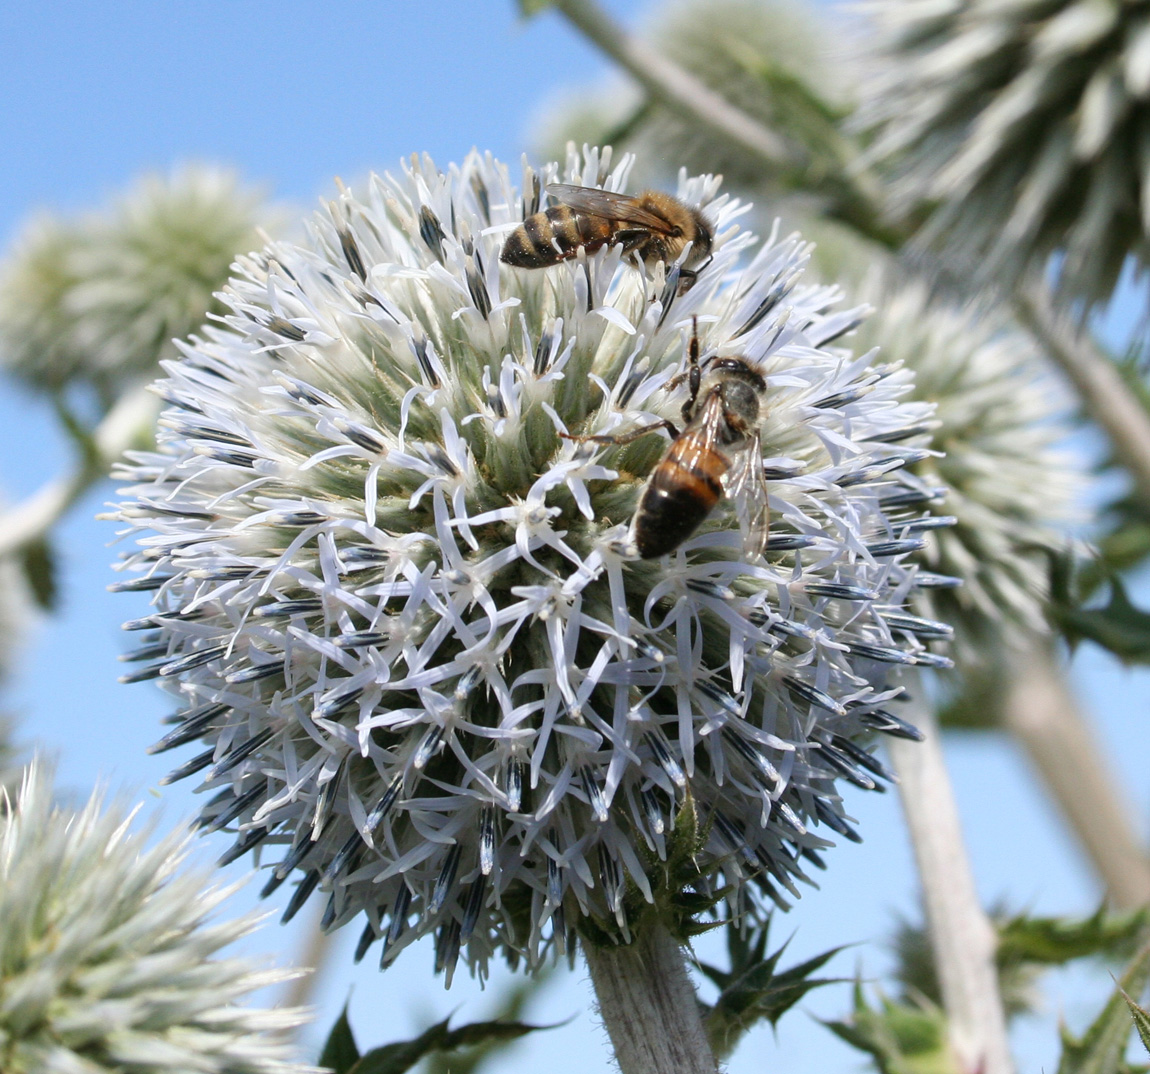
[1,3,1147,1071]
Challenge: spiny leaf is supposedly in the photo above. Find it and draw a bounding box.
[1122,987,1150,1059]
[1052,573,1150,664]
[700,918,846,1059]
[318,1004,360,1074]
[894,912,1044,1020]
[348,1014,552,1074]
[822,982,957,1074]
[1057,942,1150,1074]
[999,907,1149,967]
[894,907,1148,1025]
[424,968,555,1074]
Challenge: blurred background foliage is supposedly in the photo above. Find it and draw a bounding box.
[0,0,1149,1071]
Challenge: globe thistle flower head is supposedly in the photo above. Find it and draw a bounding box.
[851,276,1080,663]
[0,760,315,1074]
[110,147,946,982]
[0,165,271,397]
[858,0,1150,308]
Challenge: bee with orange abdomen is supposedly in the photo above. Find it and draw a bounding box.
[500,184,713,289]
[567,319,770,559]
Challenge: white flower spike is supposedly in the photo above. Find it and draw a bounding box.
[111,148,946,982]
[0,760,316,1074]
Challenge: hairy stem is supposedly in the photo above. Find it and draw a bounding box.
[583,924,716,1074]
[1015,281,1150,509]
[888,691,1014,1074]
[1004,643,1150,909]
[0,384,157,559]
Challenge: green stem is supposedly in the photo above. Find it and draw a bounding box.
[0,384,157,559]
[552,0,791,168]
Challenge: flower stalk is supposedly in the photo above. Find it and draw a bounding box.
[1004,643,1150,910]
[887,690,1014,1074]
[0,383,157,559]
[1014,281,1150,511]
[551,0,791,171]
[583,925,716,1074]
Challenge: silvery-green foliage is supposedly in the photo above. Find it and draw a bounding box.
[851,277,1080,663]
[0,760,316,1074]
[859,0,1150,307]
[111,147,946,983]
[0,165,272,396]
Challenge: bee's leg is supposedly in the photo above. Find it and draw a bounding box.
[675,254,713,296]
[681,317,702,423]
[675,268,697,295]
[559,419,679,446]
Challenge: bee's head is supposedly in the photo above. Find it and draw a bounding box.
[683,209,714,271]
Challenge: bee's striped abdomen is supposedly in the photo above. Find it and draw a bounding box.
[633,440,729,559]
[500,207,613,268]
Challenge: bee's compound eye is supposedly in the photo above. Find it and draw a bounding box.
[710,358,747,374]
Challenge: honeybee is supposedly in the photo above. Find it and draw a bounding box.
[568,319,770,559]
[500,184,713,290]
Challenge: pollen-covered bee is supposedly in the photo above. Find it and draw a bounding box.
[568,319,770,559]
[500,184,713,290]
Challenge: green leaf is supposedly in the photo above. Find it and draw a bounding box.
[822,982,957,1074]
[1122,987,1150,1059]
[998,907,1149,968]
[517,0,555,15]
[19,535,58,611]
[893,907,1148,1024]
[1057,943,1150,1074]
[424,969,555,1074]
[935,662,1007,731]
[1053,576,1150,664]
[348,1015,552,1074]
[318,1004,360,1073]
[700,918,846,1059]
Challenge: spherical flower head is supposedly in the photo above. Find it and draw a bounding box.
[0,165,272,396]
[858,0,1150,308]
[111,147,943,982]
[0,760,315,1074]
[850,277,1080,665]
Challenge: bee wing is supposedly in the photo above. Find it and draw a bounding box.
[724,430,770,558]
[678,388,731,459]
[544,184,679,234]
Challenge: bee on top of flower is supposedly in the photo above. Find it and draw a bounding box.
[110,146,947,983]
